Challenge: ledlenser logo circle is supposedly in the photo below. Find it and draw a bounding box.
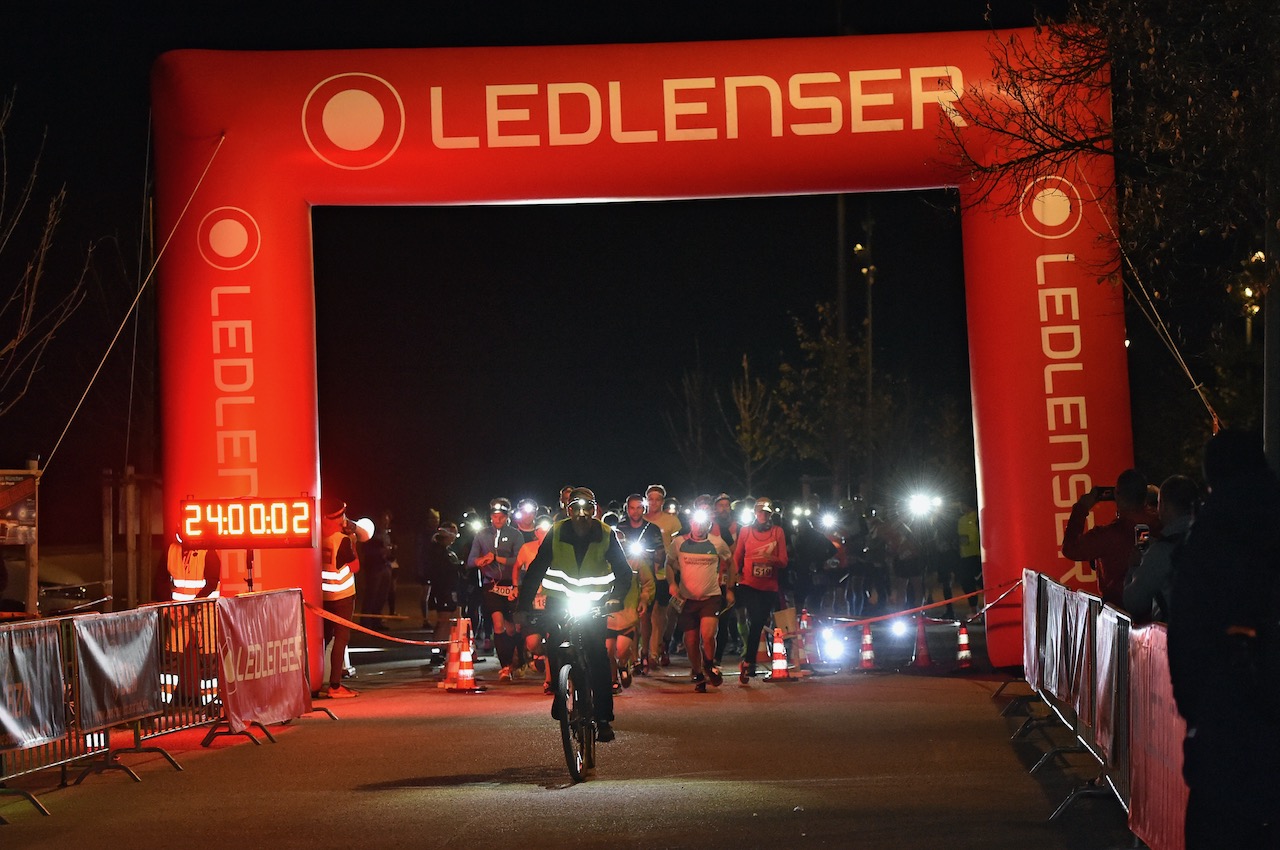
[197,207,261,271]
[1019,175,1084,240]
[302,73,405,170]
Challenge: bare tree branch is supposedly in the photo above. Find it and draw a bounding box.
[0,93,88,417]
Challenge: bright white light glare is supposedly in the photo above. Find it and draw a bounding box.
[907,494,934,517]
[821,513,836,529]
[469,519,483,532]
[791,518,800,528]
[792,505,802,516]
[823,636,847,661]
[692,509,709,525]
[821,627,836,642]
[739,510,753,526]
[891,619,910,638]
[567,594,591,617]
[629,542,644,557]
[354,517,375,542]
[537,519,553,532]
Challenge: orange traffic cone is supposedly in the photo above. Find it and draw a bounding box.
[795,610,814,669]
[765,627,790,681]
[859,624,877,671]
[911,615,933,669]
[793,625,813,669]
[955,623,973,669]
[437,617,462,690]
[446,619,485,692]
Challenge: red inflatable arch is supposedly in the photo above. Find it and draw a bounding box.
[150,29,1130,676]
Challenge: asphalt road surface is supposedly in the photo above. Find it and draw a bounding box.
[2,622,1136,849]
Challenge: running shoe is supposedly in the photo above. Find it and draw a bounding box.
[499,666,512,682]
[324,684,359,699]
[694,680,708,693]
[691,671,707,693]
[612,681,622,695]
[542,681,552,695]
[739,661,751,685]
[659,650,670,667]
[706,665,724,687]
[619,665,633,688]
[596,722,615,742]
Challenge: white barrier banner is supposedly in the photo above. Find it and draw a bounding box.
[75,609,163,731]
[0,620,66,750]
[216,590,310,732]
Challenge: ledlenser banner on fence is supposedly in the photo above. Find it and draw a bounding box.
[74,609,163,732]
[0,620,66,750]
[217,590,310,732]
[1041,580,1066,701]
[1093,605,1121,763]
[1066,592,1095,723]
[1127,625,1187,850]
[1022,569,1041,690]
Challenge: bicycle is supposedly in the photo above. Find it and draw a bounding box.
[524,597,621,782]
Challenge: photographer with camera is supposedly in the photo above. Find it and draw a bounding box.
[1061,469,1159,610]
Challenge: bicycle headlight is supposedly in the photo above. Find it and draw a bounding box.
[567,594,591,618]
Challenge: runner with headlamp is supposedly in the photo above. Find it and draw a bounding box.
[732,497,789,683]
[611,494,659,684]
[669,508,735,692]
[467,497,525,682]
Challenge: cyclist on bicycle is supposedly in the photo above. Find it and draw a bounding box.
[517,487,633,743]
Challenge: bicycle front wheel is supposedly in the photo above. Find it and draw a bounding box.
[558,663,587,782]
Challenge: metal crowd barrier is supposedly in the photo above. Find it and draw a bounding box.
[144,599,223,738]
[0,616,108,818]
[0,596,290,820]
[1015,568,1180,847]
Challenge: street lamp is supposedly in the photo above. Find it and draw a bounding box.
[1228,250,1266,347]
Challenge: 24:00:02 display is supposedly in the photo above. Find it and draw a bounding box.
[179,498,315,548]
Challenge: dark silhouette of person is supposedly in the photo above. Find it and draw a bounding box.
[1167,430,1280,848]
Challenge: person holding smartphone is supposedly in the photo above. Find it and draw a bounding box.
[1060,469,1160,609]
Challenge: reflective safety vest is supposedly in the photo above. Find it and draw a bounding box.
[321,531,357,601]
[542,520,617,605]
[168,545,219,601]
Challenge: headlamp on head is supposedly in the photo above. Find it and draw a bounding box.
[691,508,710,527]
[568,487,597,519]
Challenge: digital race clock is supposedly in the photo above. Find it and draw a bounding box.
[179,497,317,549]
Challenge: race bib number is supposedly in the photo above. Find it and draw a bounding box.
[490,585,517,600]
[750,561,775,579]
[534,593,547,610]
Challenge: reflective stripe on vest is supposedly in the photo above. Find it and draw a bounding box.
[542,520,615,604]
[168,546,220,602]
[321,531,357,601]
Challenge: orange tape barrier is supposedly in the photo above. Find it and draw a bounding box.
[828,578,1021,630]
[304,601,451,647]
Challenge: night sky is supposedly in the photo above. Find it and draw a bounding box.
[1,3,1062,542]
